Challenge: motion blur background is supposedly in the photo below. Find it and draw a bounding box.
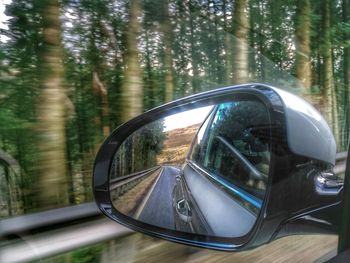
[0,0,349,262]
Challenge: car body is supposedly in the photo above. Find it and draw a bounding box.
[93,84,343,251]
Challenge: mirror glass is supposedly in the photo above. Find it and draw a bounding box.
[109,98,272,238]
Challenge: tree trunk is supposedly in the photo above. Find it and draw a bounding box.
[343,0,350,147]
[248,0,257,81]
[213,2,223,84]
[120,0,143,122]
[144,28,156,108]
[65,130,75,205]
[295,0,312,90]
[322,0,339,145]
[1,161,12,216]
[35,0,69,209]
[258,1,267,81]
[189,1,200,93]
[161,0,174,102]
[222,0,233,82]
[93,70,110,137]
[232,0,249,84]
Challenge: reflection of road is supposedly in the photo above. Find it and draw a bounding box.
[138,166,180,229]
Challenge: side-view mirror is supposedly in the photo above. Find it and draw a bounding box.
[93,83,343,251]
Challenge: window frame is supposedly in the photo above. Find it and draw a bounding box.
[187,99,271,204]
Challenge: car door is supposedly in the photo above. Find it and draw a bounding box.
[177,100,271,237]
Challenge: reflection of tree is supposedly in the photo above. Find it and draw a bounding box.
[214,102,270,147]
[212,101,270,176]
[198,101,270,199]
[112,120,166,177]
[191,101,270,177]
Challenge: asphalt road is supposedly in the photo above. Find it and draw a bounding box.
[139,166,180,229]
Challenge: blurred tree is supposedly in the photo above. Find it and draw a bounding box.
[0,0,38,213]
[161,0,175,102]
[223,0,233,82]
[232,0,249,83]
[295,0,312,90]
[172,0,191,97]
[35,0,69,209]
[343,0,350,147]
[120,0,144,122]
[189,1,200,93]
[321,0,339,145]
[0,0,349,215]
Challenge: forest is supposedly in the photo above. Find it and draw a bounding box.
[0,0,349,217]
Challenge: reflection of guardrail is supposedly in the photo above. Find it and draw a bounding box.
[110,166,161,198]
[0,153,348,262]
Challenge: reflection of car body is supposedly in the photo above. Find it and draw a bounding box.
[173,100,271,237]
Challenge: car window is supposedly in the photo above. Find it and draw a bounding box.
[189,100,270,199]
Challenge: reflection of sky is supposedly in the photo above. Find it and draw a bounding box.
[164,106,213,131]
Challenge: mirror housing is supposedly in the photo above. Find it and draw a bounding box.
[93,83,342,251]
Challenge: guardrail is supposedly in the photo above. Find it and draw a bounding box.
[0,218,133,263]
[0,166,162,238]
[0,202,101,237]
[0,153,347,263]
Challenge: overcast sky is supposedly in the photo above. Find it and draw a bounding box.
[0,0,12,42]
[164,106,213,131]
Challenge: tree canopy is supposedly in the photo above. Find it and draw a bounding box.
[0,0,348,215]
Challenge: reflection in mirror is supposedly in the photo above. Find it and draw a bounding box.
[110,99,271,238]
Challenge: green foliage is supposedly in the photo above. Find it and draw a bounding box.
[70,245,103,263]
[0,0,348,215]
[332,22,350,48]
[112,120,166,177]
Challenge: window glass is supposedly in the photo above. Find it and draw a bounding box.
[190,100,271,199]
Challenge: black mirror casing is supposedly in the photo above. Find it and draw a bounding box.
[93,83,342,251]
